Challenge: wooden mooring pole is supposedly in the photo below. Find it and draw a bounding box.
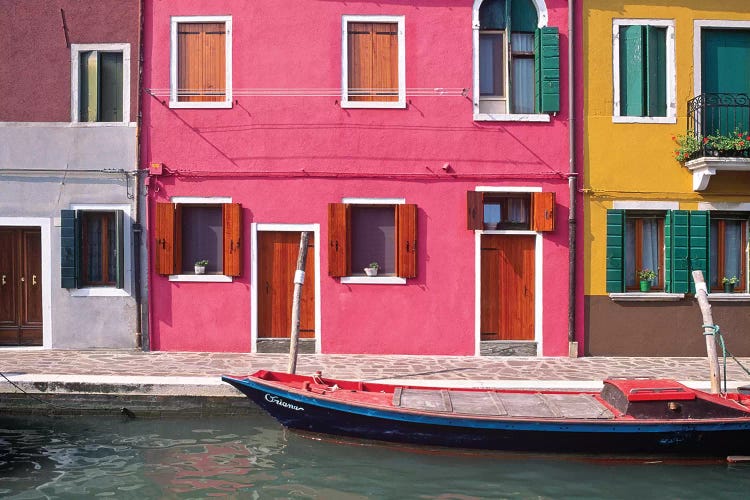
[692,270,722,394]
[288,231,310,374]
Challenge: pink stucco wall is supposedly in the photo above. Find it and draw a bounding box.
[143,0,572,355]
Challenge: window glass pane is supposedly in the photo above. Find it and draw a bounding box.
[484,203,501,224]
[107,214,117,283]
[479,33,504,96]
[641,219,660,284]
[710,220,719,287]
[625,220,635,287]
[511,33,534,52]
[479,0,507,30]
[511,56,535,113]
[85,215,103,283]
[81,211,116,286]
[181,206,223,273]
[724,220,743,282]
[351,206,395,275]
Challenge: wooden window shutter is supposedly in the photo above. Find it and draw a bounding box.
[688,210,710,294]
[60,210,79,288]
[177,23,226,102]
[328,203,350,277]
[531,192,555,231]
[467,191,484,230]
[155,202,176,275]
[666,210,689,293]
[619,25,645,117]
[606,209,625,293]
[534,26,560,114]
[372,23,398,101]
[645,26,667,117]
[222,203,242,276]
[396,204,417,278]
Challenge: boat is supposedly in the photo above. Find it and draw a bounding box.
[222,370,750,456]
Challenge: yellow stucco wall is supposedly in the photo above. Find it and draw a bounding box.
[583,1,750,295]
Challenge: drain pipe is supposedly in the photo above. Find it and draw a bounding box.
[568,0,578,357]
[132,0,146,350]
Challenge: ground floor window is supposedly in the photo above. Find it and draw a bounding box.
[625,215,664,290]
[61,209,124,289]
[710,217,747,292]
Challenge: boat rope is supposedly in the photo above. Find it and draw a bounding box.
[0,370,136,418]
[702,324,750,394]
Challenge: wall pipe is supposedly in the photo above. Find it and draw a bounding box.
[568,0,578,355]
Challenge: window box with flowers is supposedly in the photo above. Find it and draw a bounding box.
[674,129,750,191]
[722,275,739,293]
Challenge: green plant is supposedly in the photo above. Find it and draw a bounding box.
[722,276,739,285]
[705,129,750,152]
[673,132,702,162]
[368,262,380,270]
[638,269,656,281]
[195,259,208,267]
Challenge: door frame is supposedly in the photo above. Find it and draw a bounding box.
[472,186,544,356]
[693,20,750,97]
[250,223,321,353]
[0,217,51,348]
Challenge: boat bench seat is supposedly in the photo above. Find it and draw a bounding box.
[393,388,614,419]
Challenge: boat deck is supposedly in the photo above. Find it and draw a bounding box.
[393,388,615,419]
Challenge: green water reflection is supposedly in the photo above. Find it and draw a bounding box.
[1,414,748,499]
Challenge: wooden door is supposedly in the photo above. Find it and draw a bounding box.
[257,231,315,339]
[0,228,42,346]
[480,234,535,341]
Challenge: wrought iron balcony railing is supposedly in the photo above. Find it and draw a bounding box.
[686,93,750,160]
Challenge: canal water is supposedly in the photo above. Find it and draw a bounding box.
[1,413,748,499]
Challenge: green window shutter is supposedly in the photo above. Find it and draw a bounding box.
[645,26,667,117]
[61,210,79,288]
[79,51,99,122]
[689,211,710,294]
[115,210,125,289]
[99,52,123,122]
[668,210,689,293]
[534,26,560,113]
[619,25,645,117]
[606,209,625,293]
[511,0,537,32]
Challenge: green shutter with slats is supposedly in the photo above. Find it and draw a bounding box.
[668,210,689,293]
[99,52,123,122]
[535,26,560,113]
[645,26,667,117]
[115,210,125,289]
[620,25,645,117]
[689,211,710,294]
[606,209,625,292]
[61,210,79,288]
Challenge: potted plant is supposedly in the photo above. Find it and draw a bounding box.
[364,262,379,276]
[194,259,208,274]
[638,269,656,292]
[722,276,739,293]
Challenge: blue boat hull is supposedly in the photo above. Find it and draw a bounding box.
[222,375,750,456]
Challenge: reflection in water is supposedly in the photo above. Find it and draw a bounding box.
[1,413,750,499]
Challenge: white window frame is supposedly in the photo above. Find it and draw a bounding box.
[169,16,233,109]
[69,204,132,297]
[70,43,131,124]
[612,19,676,124]
[340,197,407,284]
[341,15,406,109]
[471,0,551,122]
[168,196,233,282]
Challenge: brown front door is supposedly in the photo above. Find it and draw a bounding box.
[257,231,315,339]
[480,234,535,341]
[0,228,43,346]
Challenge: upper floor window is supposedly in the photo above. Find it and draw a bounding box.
[341,16,405,109]
[473,0,558,120]
[466,191,555,231]
[170,16,232,108]
[612,19,675,123]
[71,44,131,123]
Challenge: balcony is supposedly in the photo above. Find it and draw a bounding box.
[683,93,750,190]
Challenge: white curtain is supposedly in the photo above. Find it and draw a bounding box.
[641,219,660,285]
[724,221,742,282]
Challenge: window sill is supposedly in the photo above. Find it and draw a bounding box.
[70,288,129,297]
[69,122,137,128]
[708,293,750,302]
[341,100,406,109]
[473,113,551,122]
[609,292,685,302]
[340,276,407,285]
[168,274,233,283]
[612,115,677,124]
[168,101,233,109]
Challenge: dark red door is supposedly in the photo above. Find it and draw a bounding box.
[0,228,42,346]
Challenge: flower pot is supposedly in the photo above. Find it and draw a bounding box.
[724,283,735,293]
[639,280,651,292]
[364,267,378,276]
[194,265,206,275]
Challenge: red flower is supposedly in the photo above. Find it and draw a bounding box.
[703,137,709,144]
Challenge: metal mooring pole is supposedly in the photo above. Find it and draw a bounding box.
[287,231,310,374]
